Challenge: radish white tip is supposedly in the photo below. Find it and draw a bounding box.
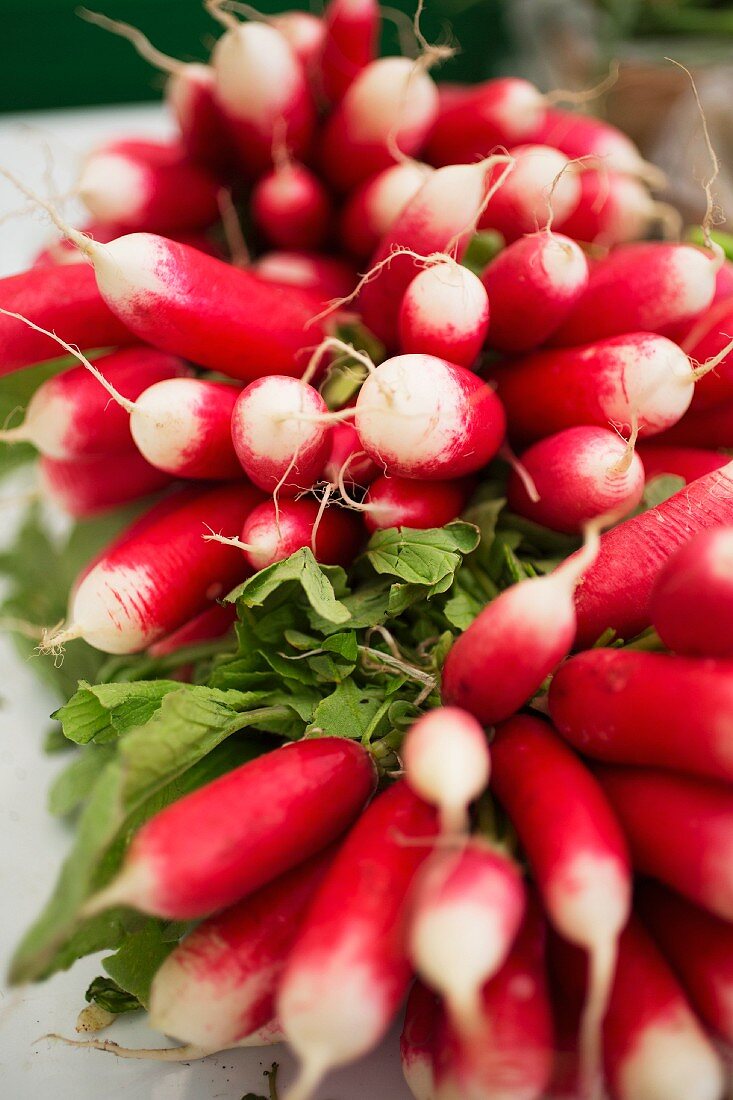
[578,937,616,1100]
[283,1054,329,1100]
[41,1033,213,1061]
[0,425,29,444]
[39,623,83,654]
[438,804,470,836]
[80,860,154,918]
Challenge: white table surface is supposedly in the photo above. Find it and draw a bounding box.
[0,104,411,1100]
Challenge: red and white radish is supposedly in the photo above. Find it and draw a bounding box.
[536,107,657,181]
[424,78,546,166]
[40,450,172,518]
[354,354,505,479]
[33,223,223,268]
[322,421,380,488]
[253,250,357,301]
[490,716,631,1098]
[441,523,601,723]
[148,848,334,1051]
[84,737,376,919]
[598,766,733,921]
[636,443,727,483]
[401,982,440,1100]
[78,139,221,234]
[550,648,733,784]
[147,603,237,660]
[481,232,589,353]
[398,261,489,366]
[319,57,438,192]
[650,527,733,657]
[654,399,733,448]
[507,427,645,535]
[251,161,332,252]
[573,459,733,647]
[478,144,581,242]
[492,332,695,445]
[319,0,380,104]
[339,162,431,261]
[407,841,526,1032]
[681,297,733,411]
[272,11,325,79]
[354,474,474,533]
[277,780,438,1100]
[402,706,491,834]
[554,170,661,247]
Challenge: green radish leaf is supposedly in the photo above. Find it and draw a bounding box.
[642,474,686,511]
[54,680,186,745]
[366,522,480,586]
[227,548,350,624]
[84,976,141,1015]
[102,924,182,1008]
[48,744,116,817]
[306,679,387,741]
[461,230,504,276]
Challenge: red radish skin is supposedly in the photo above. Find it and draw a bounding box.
[253,250,357,301]
[598,766,733,921]
[398,262,489,367]
[354,354,506,480]
[360,475,474,533]
[492,332,695,446]
[322,421,380,487]
[251,163,332,252]
[433,898,554,1100]
[319,0,379,104]
[536,107,654,180]
[550,648,733,784]
[401,982,440,1100]
[339,163,431,261]
[667,267,733,346]
[359,160,508,348]
[147,603,237,659]
[148,849,334,1051]
[218,498,364,572]
[424,78,546,167]
[654,399,733,448]
[211,22,315,177]
[441,527,600,723]
[550,243,716,347]
[0,263,134,374]
[489,716,631,1098]
[78,139,221,234]
[407,841,526,1031]
[85,737,376,920]
[402,707,491,835]
[636,444,727,483]
[55,482,264,654]
[0,346,188,459]
[554,171,659,247]
[507,427,645,535]
[318,58,438,192]
[231,376,331,495]
[272,12,325,81]
[573,459,733,648]
[478,145,581,242]
[277,781,438,1100]
[638,881,733,1046]
[130,378,242,480]
[482,232,589,353]
[651,527,733,656]
[40,450,172,518]
[681,298,733,411]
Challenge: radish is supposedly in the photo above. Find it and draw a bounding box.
[681,297,733,411]
[507,427,645,535]
[489,716,631,1098]
[401,982,440,1100]
[398,261,489,366]
[482,231,589,353]
[636,443,727,483]
[319,0,380,104]
[432,897,554,1100]
[129,378,243,480]
[402,706,491,834]
[597,766,733,921]
[0,263,134,374]
[78,139,221,234]
[147,603,237,659]
[277,780,438,1100]
[358,157,514,348]
[478,144,581,242]
[407,841,526,1033]
[210,17,315,177]
[78,9,233,172]
[424,78,546,166]
[350,474,474,534]
[354,354,506,479]
[148,849,334,1051]
[0,346,188,459]
[550,243,717,347]
[536,107,658,181]
[654,399,733,448]
[573,459,733,648]
[667,265,733,347]
[638,881,733,1045]
[33,222,223,267]
[554,170,662,247]
[549,648,733,784]
[40,451,172,518]
[205,497,364,571]
[492,333,695,446]
[230,376,332,495]
[253,250,357,301]
[322,421,380,488]
[84,737,376,919]
[441,521,601,723]
[339,162,431,262]
[251,161,332,251]
[650,527,733,657]
[272,11,325,79]
[45,482,264,655]
[318,57,439,192]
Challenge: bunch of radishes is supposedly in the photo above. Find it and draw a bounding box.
[4,1,733,1098]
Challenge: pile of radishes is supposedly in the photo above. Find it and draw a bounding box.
[5,1,733,1098]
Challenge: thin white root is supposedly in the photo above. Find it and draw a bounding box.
[545,61,620,106]
[311,483,331,554]
[39,622,83,655]
[283,1056,328,1100]
[39,1033,213,1062]
[219,0,269,23]
[557,508,626,590]
[0,617,46,641]
[578,938,616,1100]
[0,164,92,254]
[500,443,540,504]
[337,461,375,512]
[652,201,684,240]
[202,527,251,552]
[0,424,30,444]
[77,9,185,75]
[218,189,250,268]
[445,153,515,256]
[301,336,376,385]
[205,0,240,31]
[607,413,639,477]
[689,334,733,382]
